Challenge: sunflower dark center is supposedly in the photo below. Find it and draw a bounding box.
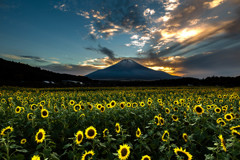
[42,111,47,116]
[77,134,82,141]
[38,132,43,140]
[81,106,85,110]
[17,108,20,111]
[121,104,124,108]
[111,102,114,106]
[177,151,189,159]
[75,106,79,110]
[155,118,159,123]
[184,135,187,139]
[233,132,240,139]
[121,148,128,157]
[216,109,220,112]
[88,129,95,137]
[4,129,11,134]
[88,105,92,109]
[173,116,177,119]
[116,125,119,131]
[160,119,164,123]
[137,131,140,135]
[144,158,149,160]
[101,107,104,111]
[196,107,202,113]
[226,115,231,119]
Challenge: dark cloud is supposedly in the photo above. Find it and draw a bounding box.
[85,45,116,60]
[41,64,97,76]
[19,55,48,63]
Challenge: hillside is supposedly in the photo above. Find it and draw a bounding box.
[0,58,91,87]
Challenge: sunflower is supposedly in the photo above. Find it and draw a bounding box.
[120,102,125,109]
[172,115,179,122]
[110,100,116,107]
[115,123,121,133]
[231,130,240,139]
[38,104,44,110]
[174,147,192,160]
[173,107,178,112]
[103,128,109,137]
[154,116,160,126]
[136,128,141,138]
[127,102,131,107]
[80,105,85,110]
[69,100,75,106]
[140,102,145,107]
[165,108,170,114]
[224,113,233,121]
[183,133,188,142]
[132,102,138,108]
[85,126,97,139]
[1,126,14,136]
[218,120,226,126]
[81,150,95,160]
[107,104,111,108]
[88,104,93,110]
[15,106,21,113]
[216,118,223,123]
[41,109,49,118]
[31,155,40,160]
[54,106,58,113]
[100,106,105,112]
[20,138,27,144]
[35,128,46,143]
[97,104,102,110]
[214,107,221,113]
[30,104,37,110]
[27,113,33,120]
[74,104,81,112]
[75,130,84,144]
[118,144,131,160]
[159,117,164,126]
[194,105,204,115]
[162,130,169,142]
[218,135,227,152]
[147,100,152,106]
[141,155,151,160]
[230,125,240,131]
[40,100,45,106]
[207,105,211,110]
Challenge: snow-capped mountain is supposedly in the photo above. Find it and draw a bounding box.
[86,59,180,80]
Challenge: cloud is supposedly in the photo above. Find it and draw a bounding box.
[85,45,116,60]
[143,8,155,16]
[204,0,224,9]
[0,54,60,64]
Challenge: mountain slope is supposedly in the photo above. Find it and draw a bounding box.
[86,59,180,80]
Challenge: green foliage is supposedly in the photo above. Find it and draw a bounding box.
[0,87,240,159]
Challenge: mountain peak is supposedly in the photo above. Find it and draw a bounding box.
[86,58,180,80]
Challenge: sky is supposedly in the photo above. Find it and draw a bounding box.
[0,0,240,78]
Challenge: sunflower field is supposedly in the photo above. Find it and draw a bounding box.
[0,86,240,160]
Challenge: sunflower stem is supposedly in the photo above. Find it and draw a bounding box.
[6,133,10,160]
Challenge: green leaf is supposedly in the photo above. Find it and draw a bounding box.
[16,149,28,153]
[63,143,72,149]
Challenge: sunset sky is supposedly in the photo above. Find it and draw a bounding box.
[0,0,240,78]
